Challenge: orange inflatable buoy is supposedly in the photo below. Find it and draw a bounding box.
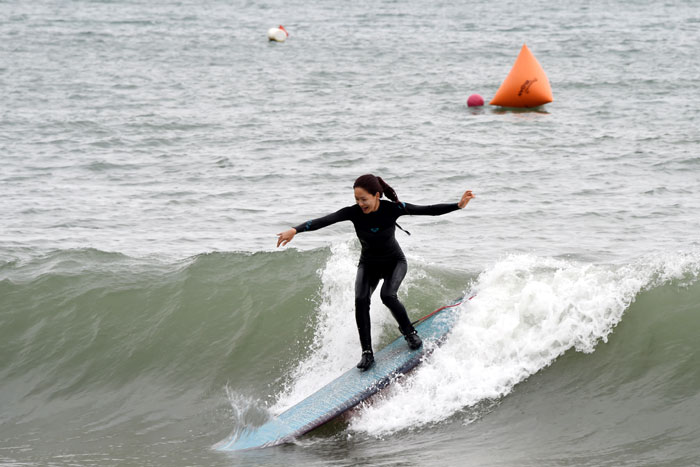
[490,44,553,108]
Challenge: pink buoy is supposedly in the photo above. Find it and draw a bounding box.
[467,94,484,107]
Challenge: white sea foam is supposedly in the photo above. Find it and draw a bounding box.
[273,245,700,434]
[223,385,270,431]
[350,251,700,435]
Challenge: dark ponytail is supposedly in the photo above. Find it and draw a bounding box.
[376,176,400,203]
[353,174,400,203]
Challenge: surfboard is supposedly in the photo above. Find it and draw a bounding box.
[216,300,463,452]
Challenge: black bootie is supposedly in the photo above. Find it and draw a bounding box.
[356,350,375,371]
[404,330,422,350]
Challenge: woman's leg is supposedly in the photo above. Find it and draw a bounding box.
[355,263,381,352]
[379,259,415,335]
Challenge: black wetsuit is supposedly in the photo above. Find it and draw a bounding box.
[294,200,460,352]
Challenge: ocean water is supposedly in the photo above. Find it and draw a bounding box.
[1,0,699,465]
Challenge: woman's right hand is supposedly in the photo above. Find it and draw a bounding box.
[276,228,297,247]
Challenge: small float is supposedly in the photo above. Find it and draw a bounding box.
[490,44,553,108]
[267,25,289,42]
[467,94,484,107]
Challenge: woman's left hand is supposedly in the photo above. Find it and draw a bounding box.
[458,190,475,208]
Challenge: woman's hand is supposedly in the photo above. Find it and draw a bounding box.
[458,190,475,209]
[276,228,297,247]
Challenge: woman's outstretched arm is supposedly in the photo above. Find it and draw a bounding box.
[400,190,475,216]
[276,206,353,247]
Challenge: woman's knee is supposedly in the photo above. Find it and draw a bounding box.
[380,290,398,306]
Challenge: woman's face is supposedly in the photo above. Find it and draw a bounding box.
[354,187,380,214]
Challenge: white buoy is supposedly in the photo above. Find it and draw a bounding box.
[267,25,289,42]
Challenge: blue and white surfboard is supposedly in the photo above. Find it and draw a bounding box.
[216,301,463,451]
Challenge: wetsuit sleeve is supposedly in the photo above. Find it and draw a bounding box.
[293,206,354,233]
[399,202,460,217]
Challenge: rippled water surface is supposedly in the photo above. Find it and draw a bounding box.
[2,0,698,265]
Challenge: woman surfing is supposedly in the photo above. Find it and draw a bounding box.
[276,174,474,371]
